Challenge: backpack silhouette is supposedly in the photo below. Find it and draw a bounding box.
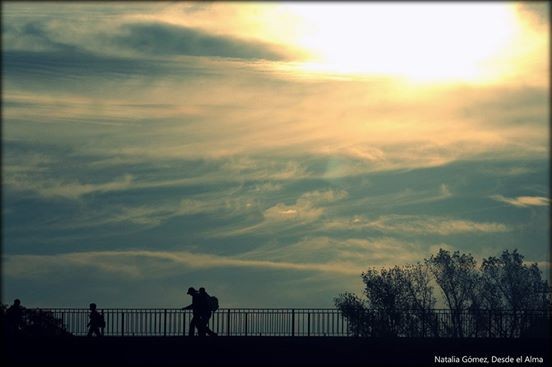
[209,296,219,312]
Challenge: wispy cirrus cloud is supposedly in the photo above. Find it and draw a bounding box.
[490,194,549,207]
[240,236,425,267]
[3,6,298,61]
[4,72,548,176]
[211,189,348,237]
[72,199,220,228]
[112,22,294,61]
[4,2,548,173]
[4,173,134,200]
[324,214,510,235]
[3,249,366,279]
[264,189,348,221]
[3,234,432,281]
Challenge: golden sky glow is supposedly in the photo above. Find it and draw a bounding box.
[155,2,546,85]
[2,2,549,308]
[283,3,520,82]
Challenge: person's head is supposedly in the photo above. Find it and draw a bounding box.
[89,303,97,311]
[13,299,21,306]
[199,287,206,294]
[187,287,197,295]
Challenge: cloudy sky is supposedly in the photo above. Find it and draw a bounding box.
[2,2,549,308]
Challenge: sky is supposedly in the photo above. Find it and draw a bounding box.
[2,2,549,308]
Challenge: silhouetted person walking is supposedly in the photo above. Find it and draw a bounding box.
[87,303,104,337]
[198,287,217,336]
[6,299,24,336]
[183,287,206,336]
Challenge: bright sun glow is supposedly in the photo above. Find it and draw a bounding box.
[280,3,520,83]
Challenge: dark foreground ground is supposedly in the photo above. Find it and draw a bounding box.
[3,336,550,367]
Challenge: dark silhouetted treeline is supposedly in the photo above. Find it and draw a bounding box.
[335,249,551,337]
[1,301,71,338]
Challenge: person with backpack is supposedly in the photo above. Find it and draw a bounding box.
[198,287,218,336]
[183,287,206,336]
[87,303,105,337]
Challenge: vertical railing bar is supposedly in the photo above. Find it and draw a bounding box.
[245,312,248,337]
[164,309,167,337]
[227,309,231,336]
[291,309,295,337]
[129,310,132,336]
[183,310,186,336]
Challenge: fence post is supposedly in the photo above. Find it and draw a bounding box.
[245,313,248,337]
[227,309,231,336]
[164,309,167,337]
[121,311,125,337]
[183,311,186,336]
[291,309,295,337]
[101,310,105,336]
[307,311,311,337]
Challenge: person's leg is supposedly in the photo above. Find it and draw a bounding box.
[189,317,197,336]
[87,327,93,337]
[197,316,207,336]
[205,317,217,336]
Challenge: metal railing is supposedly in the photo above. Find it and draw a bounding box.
[341,308,550,338]
[41,308,348,337]
[35,308,550,338]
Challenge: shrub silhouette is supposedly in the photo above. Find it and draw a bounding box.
[1,304,72,337]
